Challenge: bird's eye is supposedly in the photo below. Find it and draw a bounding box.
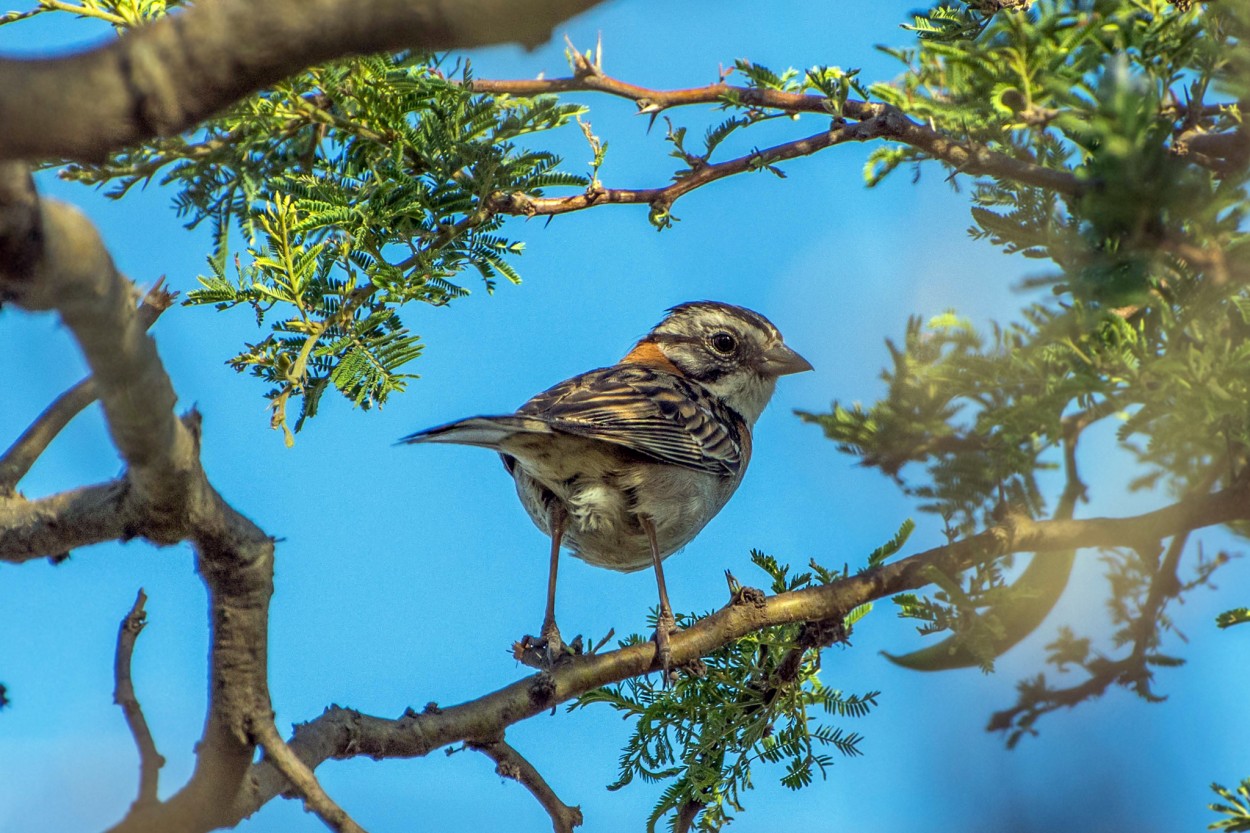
[709,332,737,354]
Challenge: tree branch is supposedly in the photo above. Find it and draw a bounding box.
[673,800,702,833]
[469,70,1084,197]
[486,118,896,219]
[0,0,607,163]
[0,479,131,563]
[467,736,583,833]
[0,279,176,496]
[251,719,369,833]
[224,482,1250,828]
[0,163,276,833]
[114,588,165,810]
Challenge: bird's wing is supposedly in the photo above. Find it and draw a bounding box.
[518,365,744,476]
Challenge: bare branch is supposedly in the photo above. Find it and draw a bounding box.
[114,588,165,810]
[0,479,131,563]
[0,164,276,833]
[0,168,193,541]
[0,279,177,496]
[468,737,583,833]
[0,0,607,163]
[486,119,894,219]
[227,481,1250,826]
[469,73,1084,196]
[252,719,369,833]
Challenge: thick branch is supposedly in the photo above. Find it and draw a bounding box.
[468,737,583,833]
[114,588,165,809]
[252,719,368,833]
[0,479,132,563]
[470,72,1083,197]
[0,0,606,163]
[0,169,192,540]
[0,163,275,833]
[227,483,1250,826]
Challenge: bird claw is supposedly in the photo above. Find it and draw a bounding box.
[541,621,565,666]
[654,608,678,681]
[512,622,571,670]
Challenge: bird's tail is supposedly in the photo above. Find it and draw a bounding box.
[398,415,554,449]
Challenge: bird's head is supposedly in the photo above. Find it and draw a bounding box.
[622,300,812,424]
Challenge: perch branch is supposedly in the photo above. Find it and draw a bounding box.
[113,588,165,809]
[252,719,369,833]
[226,480,1250,827]
[467,736,583,833]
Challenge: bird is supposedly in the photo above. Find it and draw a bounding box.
[400,301,812,672]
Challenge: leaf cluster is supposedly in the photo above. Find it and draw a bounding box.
[1211,779,1250,832]
[800,0,1250,751]
[575,551,877,832]
[42,5,589,438]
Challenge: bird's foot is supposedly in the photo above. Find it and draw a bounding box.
[653,607,678,682]
[512,621,572,670]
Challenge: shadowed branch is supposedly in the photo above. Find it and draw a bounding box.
[467,736,583,833]
[987,463,1230,741]
[0,0,607,163]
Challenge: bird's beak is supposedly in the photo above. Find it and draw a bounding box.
[758,343,814,376]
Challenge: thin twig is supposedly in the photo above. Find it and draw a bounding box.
[468,736,583,833]
[0,278,177,495]
[113,589,164,809]
[485,120,889,220]
[252,719,370,833]
[469,72,1083,196]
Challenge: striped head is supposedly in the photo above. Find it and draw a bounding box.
[621,301,812,424]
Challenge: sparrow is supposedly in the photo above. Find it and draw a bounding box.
[400,301,812,672]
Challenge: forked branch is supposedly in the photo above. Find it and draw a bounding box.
[0,279,177,496]
[0,163,276,833]
[224,481,1250,827]
[252,719,369,833]
[469,68,1083,200]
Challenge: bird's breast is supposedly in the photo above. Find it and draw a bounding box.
[509,445,742,573]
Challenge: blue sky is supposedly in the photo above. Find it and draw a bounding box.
[3,3,1249,832]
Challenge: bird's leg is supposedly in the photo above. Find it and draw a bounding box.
[538,504,567,663]
[642,516,677,677]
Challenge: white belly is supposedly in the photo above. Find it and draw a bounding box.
[508,440,738,572]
